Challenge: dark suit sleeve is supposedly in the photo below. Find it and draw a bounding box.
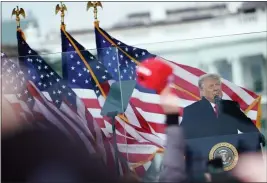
[234,106,266,146]
[179,108,194,139]
[232,102,260,133]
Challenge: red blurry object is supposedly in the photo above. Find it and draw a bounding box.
[136,58,173,93]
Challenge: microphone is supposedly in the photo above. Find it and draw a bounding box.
[214,95,221,103]
[214,95,221,114]
[136,58,173,93]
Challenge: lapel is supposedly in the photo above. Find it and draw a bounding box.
[200,97,218,118]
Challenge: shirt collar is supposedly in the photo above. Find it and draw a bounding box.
[202,96,216,108]
[210,102,215,108]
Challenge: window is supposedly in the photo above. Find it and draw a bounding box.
[213,59,233,82]
[198,63,209,73]
[240,54,266,93]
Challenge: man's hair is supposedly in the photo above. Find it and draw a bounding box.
[198,73,221,89]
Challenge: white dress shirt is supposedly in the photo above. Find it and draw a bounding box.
[210,102,216,112]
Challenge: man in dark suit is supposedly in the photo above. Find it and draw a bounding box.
[180,73,261,139]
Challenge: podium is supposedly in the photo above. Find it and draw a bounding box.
[185,132,262,176]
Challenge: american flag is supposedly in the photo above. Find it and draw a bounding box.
[1,52,35,124]
[94,25,262,140]
[61,28,112,130]
[16,29,133,176]
[60,28,164,177]
[1,52,82,137]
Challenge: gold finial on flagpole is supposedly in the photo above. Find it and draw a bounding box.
[87,1,102,25]
[11,6,26,29]
[55,2,67,30]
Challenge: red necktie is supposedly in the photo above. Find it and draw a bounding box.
[214,105,218,117]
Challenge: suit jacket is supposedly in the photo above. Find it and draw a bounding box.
[180,97,259,139]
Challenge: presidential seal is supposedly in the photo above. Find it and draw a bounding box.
[209,142,238,171]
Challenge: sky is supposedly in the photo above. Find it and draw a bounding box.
[1,1,242,37]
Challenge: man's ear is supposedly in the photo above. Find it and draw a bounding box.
[199,89,203,97]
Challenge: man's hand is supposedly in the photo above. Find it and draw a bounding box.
[160,86,181,114]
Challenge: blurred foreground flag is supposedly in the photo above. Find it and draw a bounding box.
[1,52,36,124]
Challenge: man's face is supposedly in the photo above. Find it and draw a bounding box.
[201,78,222,102]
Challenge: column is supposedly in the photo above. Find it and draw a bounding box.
[231,57,244,87]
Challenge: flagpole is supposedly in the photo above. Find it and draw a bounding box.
[12,6,27,45]
[55,2,67,30]
[86,1,102,27]
[11,6,26,29]
[86,1,129,177]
